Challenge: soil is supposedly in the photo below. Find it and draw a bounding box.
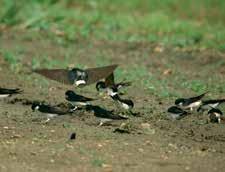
[0,29,225,172]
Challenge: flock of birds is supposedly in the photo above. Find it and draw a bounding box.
[1,64,225,125]
[0,64,134,126]
[167,92,225,123]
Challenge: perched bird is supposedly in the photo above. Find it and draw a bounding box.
[31,101,73,121]
[85,105,128,126]
[175,92,207,111]
[197,99,225,112]
[110,94,134,114]
[0,87,22,98]
[65,90,95,109]
[96,72,131,95]
[208,108,223,123]
[167,106,189,120]
[34,64,118,87]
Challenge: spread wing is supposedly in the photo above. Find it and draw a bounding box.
[34,64,118,86]
[86,64,118,85]
[105,73,115,87]
[34,69,72,85]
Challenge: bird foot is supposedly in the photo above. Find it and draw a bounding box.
[43,118,51,124]
[70,106,78,112]
[98,122,104,127]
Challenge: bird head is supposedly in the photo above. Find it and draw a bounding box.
[96,81,106,91]
[69,68,88,86]
[31,101,41,111]
[208,108,223,123]
[65,90,76,99]
[175,98,185,106]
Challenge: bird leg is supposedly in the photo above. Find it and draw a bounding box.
[70,106,78,112]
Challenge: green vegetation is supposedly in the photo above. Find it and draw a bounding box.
[1,0,225,98]
[0,50,23,71]
[0,0,225,50]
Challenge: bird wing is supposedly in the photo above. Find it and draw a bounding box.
[202,99,225,105]
[89,105,128,119]
[34,69,72,85]
[46,105,72,115]
[167,106,185,114]
[34,64,118,86]
[105,72,115,87]
[0,88,22,94]
[208,108,223,115]
[85,64,118,85]
[74,94,94,102]
[189,92,207,102]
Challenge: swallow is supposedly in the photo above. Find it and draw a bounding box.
[110,94,134,114]
[96,72,131,95]
[0,87,22,98]
[31,101,74,121]
[167,106,189,120]
[33,64,118,87]
[65,90,95,109]
[86,105,128,126]
[197,99,225,112]
[208,108,223,123]
[175,92,207,111]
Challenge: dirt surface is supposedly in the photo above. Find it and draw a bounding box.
[1,30,225,172]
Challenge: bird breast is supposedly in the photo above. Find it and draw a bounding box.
[121,102,130,110]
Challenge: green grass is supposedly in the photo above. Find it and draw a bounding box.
[91,158,105,167]
[1,0,225,99]
[0,0,225,50]
[0,50,23,71]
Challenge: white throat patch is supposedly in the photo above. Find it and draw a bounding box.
[75,80,86,86]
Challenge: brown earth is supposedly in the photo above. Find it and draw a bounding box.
[0,29,225,172]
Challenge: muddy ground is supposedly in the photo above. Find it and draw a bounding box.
[1,30,225,172]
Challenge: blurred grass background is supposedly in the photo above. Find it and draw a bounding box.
[0,0,225,50]
[1,0,225,98]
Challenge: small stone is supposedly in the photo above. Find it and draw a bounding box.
[11,134,22,139]
[138,148,144,153]
[98,144,103,148]
[124,142,129,146]
[144,140,152,145]
[185,166,190,171]
[102,164,112,172]
[50,130,55,133]
[30,152,37,156]
[141,123,150,129]
[154,46,164,53]
[163,69,172,75]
